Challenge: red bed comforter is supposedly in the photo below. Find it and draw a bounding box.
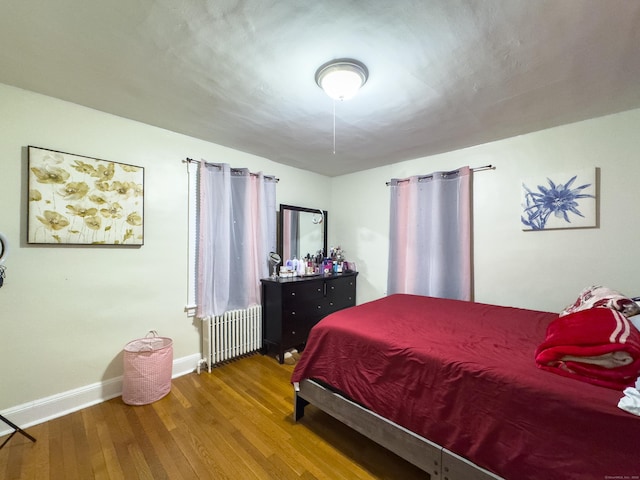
[291,294,640,480]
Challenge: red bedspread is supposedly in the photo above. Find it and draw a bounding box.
[291,294,640,480]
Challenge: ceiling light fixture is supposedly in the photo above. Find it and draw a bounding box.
[315,59,368,101]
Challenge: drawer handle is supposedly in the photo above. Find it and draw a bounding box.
[317,305,321,309]
[291,311,296,315]
[291,292,296,296]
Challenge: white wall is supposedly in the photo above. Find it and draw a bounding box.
[331,108,640,312]
[0,83,330,424]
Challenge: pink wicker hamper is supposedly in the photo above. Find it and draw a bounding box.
[122,331,173,405]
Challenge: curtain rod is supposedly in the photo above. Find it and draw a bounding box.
[183,158,279,182]
[385,164,494,186]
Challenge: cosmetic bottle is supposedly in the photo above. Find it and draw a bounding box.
[324,259,333,274]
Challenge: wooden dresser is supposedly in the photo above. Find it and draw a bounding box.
[260,272,358,363]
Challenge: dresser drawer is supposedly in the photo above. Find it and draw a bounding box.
[282,314,321,346]
[284,303,325,319]
[282,282,323,309]
[282,321,306,346]
[325,276,357,310]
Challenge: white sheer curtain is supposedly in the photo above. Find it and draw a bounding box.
[387,166,471,301]
[196,161,276,317]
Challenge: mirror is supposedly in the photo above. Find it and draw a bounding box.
[0,232,8,265]
[279,204,328,263]
[268,252,281,278]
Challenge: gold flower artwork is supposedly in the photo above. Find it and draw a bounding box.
[28,146,144,245]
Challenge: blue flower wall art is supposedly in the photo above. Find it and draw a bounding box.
[521,168,596,230]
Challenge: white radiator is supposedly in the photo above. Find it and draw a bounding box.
[200,305,262,373]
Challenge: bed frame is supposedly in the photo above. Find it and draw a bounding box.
[294,379,503,480]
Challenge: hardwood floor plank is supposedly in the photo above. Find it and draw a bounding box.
[102,400,140,479]
[133,403,194,480]
[122,406,169,480]
[93,402,126,479]
[0,354,429,479]
[17,423,47,480]
[48,413,70,480]
[148,392,180,432]
[80,408,111,480]
[168,419,239,480]
[2,434,24,480]
[70,407,93,480]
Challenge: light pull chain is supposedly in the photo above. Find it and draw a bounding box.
[332,99,336,155]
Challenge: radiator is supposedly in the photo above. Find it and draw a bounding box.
[200,305,262,373]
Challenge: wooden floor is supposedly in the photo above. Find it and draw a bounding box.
[0,353,427,480]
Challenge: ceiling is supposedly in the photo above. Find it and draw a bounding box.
[1,1,639,177]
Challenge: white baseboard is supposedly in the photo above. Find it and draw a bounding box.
[0,353,201,437]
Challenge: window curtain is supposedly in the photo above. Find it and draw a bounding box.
[196,162,276,317]
[387,166,471,301]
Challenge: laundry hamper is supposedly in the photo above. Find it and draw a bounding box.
[122,331,173,405]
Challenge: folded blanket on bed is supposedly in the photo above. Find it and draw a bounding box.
[535,307,640,390]
[560,351,633,368]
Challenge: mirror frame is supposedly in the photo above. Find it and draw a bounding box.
[278,204,328,262]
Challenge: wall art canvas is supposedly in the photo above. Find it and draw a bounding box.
[28,146,144,245]
[521,168,596,231]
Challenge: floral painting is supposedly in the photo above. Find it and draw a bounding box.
[27,146,144,245]
[521,168,596,231]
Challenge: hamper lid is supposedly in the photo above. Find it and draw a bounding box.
[124,331,172,352]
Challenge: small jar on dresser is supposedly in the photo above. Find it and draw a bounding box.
[260,271,358,363]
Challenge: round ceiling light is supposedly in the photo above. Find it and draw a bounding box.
[315,59,368,101]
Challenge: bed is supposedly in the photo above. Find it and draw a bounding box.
[291,293,640,480]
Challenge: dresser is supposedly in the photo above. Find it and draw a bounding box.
[261,272,358,363]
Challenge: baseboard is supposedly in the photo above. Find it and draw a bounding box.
[0,353,201,437]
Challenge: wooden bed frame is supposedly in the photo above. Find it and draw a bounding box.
[294,379,503,480]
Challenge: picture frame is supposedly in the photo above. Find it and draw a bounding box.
[521,167,597,231]
[27,146,144,245]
